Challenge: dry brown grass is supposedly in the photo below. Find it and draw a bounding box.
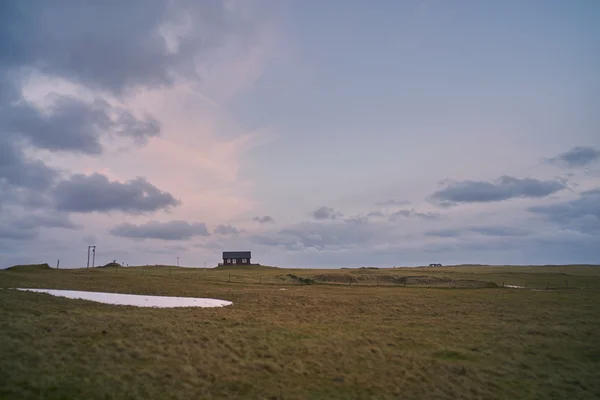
[0,265,599,399]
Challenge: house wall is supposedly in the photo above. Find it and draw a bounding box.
[223,258,251,265]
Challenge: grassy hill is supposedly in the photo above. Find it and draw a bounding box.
[5,263,52,272]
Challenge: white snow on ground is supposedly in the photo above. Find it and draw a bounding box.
[15,289,232,308]
[504,285,526,289]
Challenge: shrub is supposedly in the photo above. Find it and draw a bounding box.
[286,274,315,285]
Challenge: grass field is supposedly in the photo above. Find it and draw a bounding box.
[1,264,599,399]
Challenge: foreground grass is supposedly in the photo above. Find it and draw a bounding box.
[1,265,599,399]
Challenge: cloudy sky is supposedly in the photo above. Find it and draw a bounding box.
[1,0,599,268]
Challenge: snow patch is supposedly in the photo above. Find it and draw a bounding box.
[16,289,232,308]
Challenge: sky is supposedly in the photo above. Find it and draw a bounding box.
[1,0,599,268]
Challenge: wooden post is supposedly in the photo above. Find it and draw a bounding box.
[56,260,60,269]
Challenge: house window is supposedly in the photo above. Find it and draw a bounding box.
[242,259,247,263]
[227,259,231,264]
[233,259,237,264]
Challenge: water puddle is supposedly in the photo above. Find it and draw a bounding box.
[16,288,232,308]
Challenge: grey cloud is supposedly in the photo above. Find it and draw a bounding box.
[425,229,462,238]
[25,213,80,230]
[375,199,411,207]
[0,70,20,103]
[253,215,275,224]
[469,226,529,237]
[0,1,167,93]
[213,225,240,235]
[83,235,97,245]
[345,215,369,224]
[135,244,189,255]
[2,96,160,155]
[547,146,600,168]
[0,0,248,170]
[528,188,600,234]
[110,220,210,241]
[251,220,395,252]
[426,226,529,238]
[312,206,343,220]
[0,137,57,190]
[0,1,235,94]
[429,176,566,205]
[0,223,37,241]
[389,209,440,221]
[367,210,384,218]
[53,173,180,213]
[0,212,79,241]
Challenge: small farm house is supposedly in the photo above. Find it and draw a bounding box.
[222,251,251,265]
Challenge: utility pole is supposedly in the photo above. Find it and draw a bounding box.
[177,256,180,267]
[56,260,60,269]
[87,246,91,268]
[91,246,96,268]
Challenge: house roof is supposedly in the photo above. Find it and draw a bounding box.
[223,251,251,259]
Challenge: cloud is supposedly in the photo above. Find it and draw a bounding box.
[528,188,600,234]
[0,137,57,190]
[425,229,462,238]
[253,215,275,224]
[429,176,566,205]
[138,244,190,255]
[389,209,440,221]
[2,96,160,155]
[312,206,343,220]
[213,224,240,235]
[0,212,79,241]
[0,223,38,241]
[251,221,385,251]
[344,215,369,224]
[25,213,80,230]
[468,226,529,237]
[0,137,57,212]
[375,199,411,207]
[110,220,210,241]
[53,173,180,213]
[547,146,600,168]
[426,226,529,238]
[367,210,384,218]
[0,1,238,95]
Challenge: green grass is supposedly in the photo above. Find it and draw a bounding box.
[5,263,51,272]
[1,264,599,399]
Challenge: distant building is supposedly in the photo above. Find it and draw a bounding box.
[429,263,442,267]
[222,251,251,265]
